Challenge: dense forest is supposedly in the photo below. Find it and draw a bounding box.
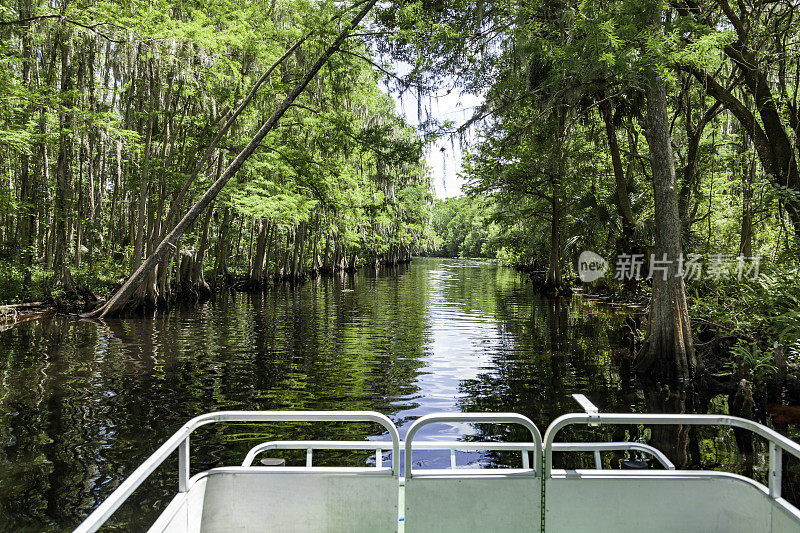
[429,196,497,258]
[0,0,434,309]
[379,0,800,426]
[4,0,800,528]
[408,0,799,283]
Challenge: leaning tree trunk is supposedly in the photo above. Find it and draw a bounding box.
[634,5,696,383]
[82,0,378,318]
[161,33,307,234]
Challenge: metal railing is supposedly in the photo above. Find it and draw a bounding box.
[73,411,400,533]
[544,412,800,500]
[550,441,675,469]
[73,406,800,532]
[242,439,542,469]
[242,439,673,471]
[242,440,395,468]
[403,412,543,479]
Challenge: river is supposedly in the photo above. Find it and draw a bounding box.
[0,258,781,531]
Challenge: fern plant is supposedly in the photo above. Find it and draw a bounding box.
[728,341,777,385]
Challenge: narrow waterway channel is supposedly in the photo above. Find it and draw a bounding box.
[0,258,787,531]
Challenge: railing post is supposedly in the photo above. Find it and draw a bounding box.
[770,442,782,499]
[572,394,600,426]
[178,436,190,492]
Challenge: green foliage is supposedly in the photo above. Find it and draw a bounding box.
[691,263,800,342]
[430,196,498,258]
[0,264,44,304]
[0,261,125,304]
[0,0,434,303]
[383,0,799,302]
[725,341,777,385]
[0,128,34,155]
[692,262,800,375]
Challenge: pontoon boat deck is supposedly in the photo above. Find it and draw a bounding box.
[74,395,800,532]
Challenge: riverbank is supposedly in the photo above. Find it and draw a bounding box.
[0,256,415,316]
[4,255,798,425]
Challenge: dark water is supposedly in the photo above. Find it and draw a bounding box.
[0,258,795,531]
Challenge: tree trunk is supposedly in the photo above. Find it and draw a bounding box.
[131,65,156,274]
[739,142,755,257]
[546,189,561,290]
[291,221,306,280]
[599,97,635,240]
[53,28,77,295]
[190,200,214,297]
[107,141,122,244]
[263,221,275,281]
[273,226,285,280]
[310,216,320,275]
[634,5,696,382]
[545,107,567,292]
[282,228,293,279]
[17,0,35,277]
[322,231,332,272]
[233,216,245,274]
[250,219,268,284]
[214,206,231,283]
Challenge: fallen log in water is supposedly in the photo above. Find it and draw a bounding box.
[0,302,54,331]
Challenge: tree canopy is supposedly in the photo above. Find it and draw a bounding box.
[0,0,435,307]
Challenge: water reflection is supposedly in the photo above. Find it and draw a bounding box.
[1,258,780,531]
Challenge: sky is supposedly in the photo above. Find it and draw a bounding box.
[390,86,484,199]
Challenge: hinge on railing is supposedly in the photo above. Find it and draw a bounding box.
[572,394,600,426]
